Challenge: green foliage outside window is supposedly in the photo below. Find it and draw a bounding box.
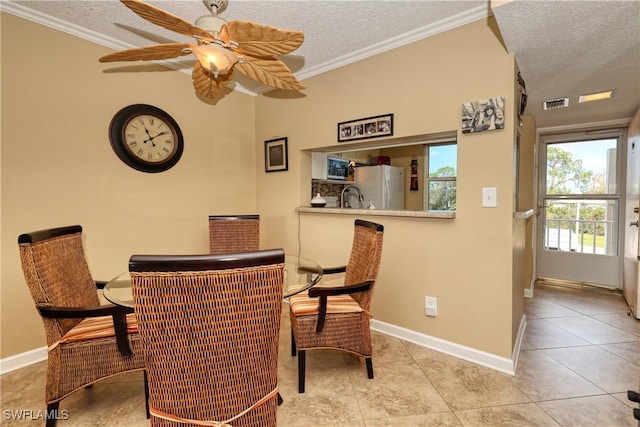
[426,144,457,211]
[546,146,610,238]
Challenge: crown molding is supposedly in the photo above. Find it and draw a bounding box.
[2,1,134,53]
[2,1,489,97]
[1,1,256,96]
[295,5,489,81]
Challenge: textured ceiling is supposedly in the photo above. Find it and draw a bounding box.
[493,0,640,130]
[3,0,639,129]
[3,0,487,91]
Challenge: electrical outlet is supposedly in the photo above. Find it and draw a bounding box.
[425,296,437,317]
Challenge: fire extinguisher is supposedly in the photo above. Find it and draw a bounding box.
[410,156,419,191]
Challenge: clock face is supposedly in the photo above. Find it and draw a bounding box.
[123,114,177,163]
[109,104,184,173]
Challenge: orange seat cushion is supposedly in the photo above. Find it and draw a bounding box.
[289,291,363,316]
[59,313,138,345]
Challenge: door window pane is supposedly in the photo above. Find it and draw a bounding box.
[546,139,617,195]
[543,199,618,255]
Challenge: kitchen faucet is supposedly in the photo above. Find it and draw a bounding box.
[340,185,365,208]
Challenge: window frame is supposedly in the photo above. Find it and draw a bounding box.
[424,142,457,212]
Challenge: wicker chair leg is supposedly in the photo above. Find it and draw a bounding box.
[291,329,297,356]
[366,358,374,379]
[45,402,60,427]
[298,350,306,393]
[144,370,150,419]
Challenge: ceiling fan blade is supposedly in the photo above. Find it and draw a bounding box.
[227,21,304,57]
[119,0,215,43]
[235,56,304,91]
[192,61,234,99]
[99,43,195,62]
[219,24,231,45]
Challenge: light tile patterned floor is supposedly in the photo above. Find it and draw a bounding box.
[2,283,639,426]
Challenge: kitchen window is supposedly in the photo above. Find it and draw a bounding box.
[424,143,457,211]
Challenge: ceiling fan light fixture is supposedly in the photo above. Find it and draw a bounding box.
[192,43,239,77]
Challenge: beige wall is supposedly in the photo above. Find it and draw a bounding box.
[518,115,538,293]
[1,14,257,358]
[255,18,522,358]
[1,14,525,363]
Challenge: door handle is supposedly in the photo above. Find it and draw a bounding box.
[631,221,639,227]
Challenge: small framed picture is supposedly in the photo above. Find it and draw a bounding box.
[461,96,505,134]
[338,113,393,142]
[264,137,288,172]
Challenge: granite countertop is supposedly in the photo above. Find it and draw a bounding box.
[298,207,534,219]
[295,206,455,219]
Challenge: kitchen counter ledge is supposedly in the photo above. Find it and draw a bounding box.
[295,206,455,219]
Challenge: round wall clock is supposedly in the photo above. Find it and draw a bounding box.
[109,104,184,173]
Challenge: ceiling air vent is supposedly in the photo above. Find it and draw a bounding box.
[542,97,569,110]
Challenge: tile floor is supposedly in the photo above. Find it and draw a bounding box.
[2,283,639,426]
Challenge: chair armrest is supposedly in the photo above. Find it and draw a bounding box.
[308,281,373,298]
[322,265,347,275]
[38,304,135,357]
[308,280,374,333]
[38,304,133,318]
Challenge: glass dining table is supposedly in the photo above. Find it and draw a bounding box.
[103,254,323,308]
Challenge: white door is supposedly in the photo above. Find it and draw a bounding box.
[623,126,640,317]
[537,131,624,289]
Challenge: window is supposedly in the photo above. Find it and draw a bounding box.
[425,143,457,211]
[542,137,619,255]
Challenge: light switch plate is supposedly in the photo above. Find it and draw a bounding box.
[482,187,497,208]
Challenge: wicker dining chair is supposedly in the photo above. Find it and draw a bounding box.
[18,225,146,427]
[129,249,285,427]
[208,214,260,255]
[288,219,384,393]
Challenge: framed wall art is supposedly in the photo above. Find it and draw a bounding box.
[264,137,288,172]
[461,96,505,134]
[338,113,393,142]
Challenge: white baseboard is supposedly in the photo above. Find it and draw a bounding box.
[4,319,529,377]
[0,346,47,375]
[371,318,526,376]
[524,279,535,298]
[511,314,527,372]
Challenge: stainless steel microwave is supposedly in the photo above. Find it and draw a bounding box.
[326,156,350,180]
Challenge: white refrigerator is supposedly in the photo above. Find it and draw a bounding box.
[355,165,405,210]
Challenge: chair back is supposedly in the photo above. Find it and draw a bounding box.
[129,249,285,427]
[344,220,384,310]
[208,215,260,255]
[18,225,100,343]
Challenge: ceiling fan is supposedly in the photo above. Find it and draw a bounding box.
[99,0,305,99]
